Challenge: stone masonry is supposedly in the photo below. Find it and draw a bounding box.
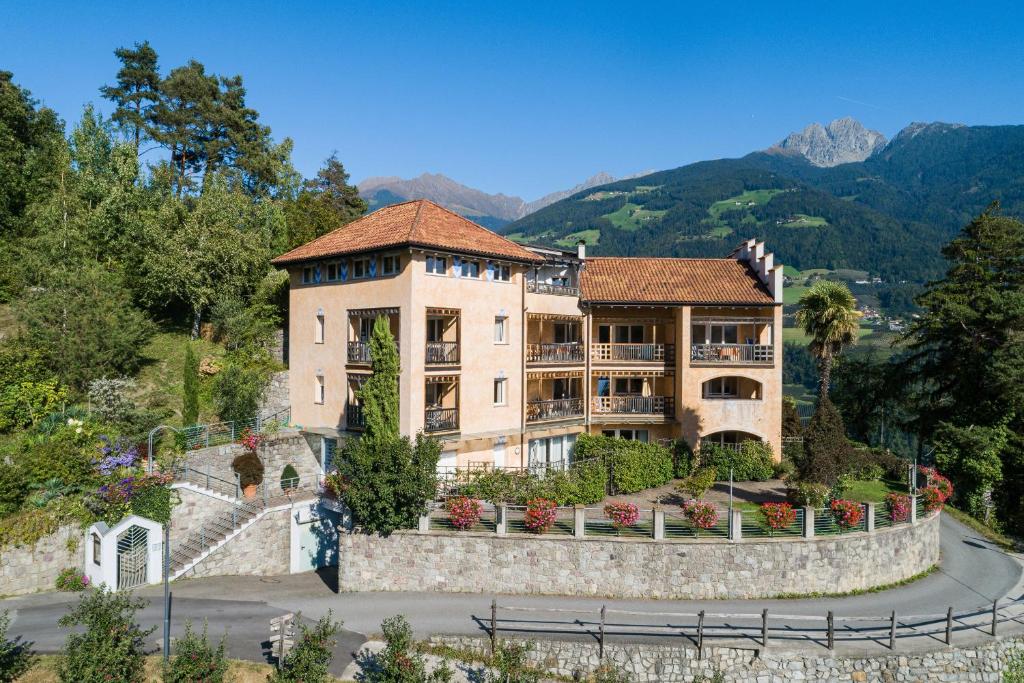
[169,486,237,543]
[184,430,322,498]
[175,505,291,579]
[0,524,83,596]
[431,634,1024,682]
[339,513,940,599]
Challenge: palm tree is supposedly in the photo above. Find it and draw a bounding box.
[795,280,861,398]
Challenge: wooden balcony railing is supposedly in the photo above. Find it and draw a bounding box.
[348,340,399,363]
[526,281,579,296]
[526,398,584,422]
[690,343,774,364]
[526,342,584,363]
[591,395,674,416]
[424,407,459,432]
[591,343,674,363]
[346,403,365,430]
[425,341,459,364]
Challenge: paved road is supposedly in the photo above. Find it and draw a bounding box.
[3,514,1021,672]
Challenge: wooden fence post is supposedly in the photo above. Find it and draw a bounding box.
[827,611,834,650]
[945,607,953,645]
[762,609,768,648]
[991,600,998,636]
[889,611,897,650]
[490,599,497,655]
[599,605,606,660]
[697,610,705,660]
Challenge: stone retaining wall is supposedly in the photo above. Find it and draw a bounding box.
[0,525,83,596]
[170,486,237,542]
[175,505,291,579]
[339,513,940,599]
[184,431,321,497]
[431,634,1024,682]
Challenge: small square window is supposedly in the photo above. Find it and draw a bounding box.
[326,263,338,281]
[382,254,399,275]
[462,261,480,278]
[426,255,447,275]
[494,316,508,344]
[352,258,369,279]
[493,378,507,406]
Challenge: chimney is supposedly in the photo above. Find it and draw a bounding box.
[576,239,586,261]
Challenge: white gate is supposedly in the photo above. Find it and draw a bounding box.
[117,525,148,590]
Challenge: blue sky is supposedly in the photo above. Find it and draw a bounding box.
[3,1,1023,199]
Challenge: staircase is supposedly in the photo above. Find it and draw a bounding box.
[168,497,268,578]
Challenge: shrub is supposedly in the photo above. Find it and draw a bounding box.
[920,486,946,514]
[759,502,797,535]
[829,473,853,501]
[1005,647,1024,683]
[523,498,558,534]
[231,451,264,488]
[55,568,89,592]
[462,460,607,507]
[487,640,540,683]
[444,496,483,530]
[773,457,797,481]
[800,396,853,486]
[356,614,452,683]
[681,500,719,535]
[885,493,911,522]
[676,467,716,500]
[212,360,269,425]
[919,466,953,502]
[87,377,137,425]
[0,609,34,683]
[280,464,300,491]
[698,442,773,481]
[574,434,673,494]
[786,480,830,508]
[269,612,341,683]
[57,587,154,683]
[670,439,693,478]
[603,503,639,530]
[829,499,864,531]
[590,663,634,683]
[163,621,227,683]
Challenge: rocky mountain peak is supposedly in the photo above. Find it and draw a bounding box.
[772,117,887,167]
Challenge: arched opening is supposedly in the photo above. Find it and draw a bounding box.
[700,430,762,451]
[701,376,762,400]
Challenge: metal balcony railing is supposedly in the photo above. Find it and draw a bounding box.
[526,398,584,422]
[526,281,579,296]
[591,395,674,416]
[591,343,674,362]
[526,342,584,363]
[346,402,365,430]
[425,341,459,364]
[424,407,459,432]
[690,343,774,364]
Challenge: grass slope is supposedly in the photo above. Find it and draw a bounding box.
[601,202,667,231]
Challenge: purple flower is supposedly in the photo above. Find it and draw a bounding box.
[94,436,139,475]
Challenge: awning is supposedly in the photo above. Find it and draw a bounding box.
[527,313,584,322]
[426,307,461,317]
[591,369,672,378]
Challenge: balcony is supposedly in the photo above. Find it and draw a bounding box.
[591,343,674,363]
[526,398,584,423]
[527,343,584,364]
[425,341,459,364]
[346,402,365,430]
[591,395,674,416]
[425,407,459,432]
[690,343,774,365]
[347,340,400,364]
[526,280,579,296]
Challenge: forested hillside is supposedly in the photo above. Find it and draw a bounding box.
[505,122,1024,285]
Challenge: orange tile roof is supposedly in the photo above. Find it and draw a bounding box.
[580,257,776,305]
[271,199,542,265]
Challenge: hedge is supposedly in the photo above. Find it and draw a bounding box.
[699,441,774,481]
[574,434,675,495]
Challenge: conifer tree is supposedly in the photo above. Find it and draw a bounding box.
[358,316,399,445]
[99,41,160,149]
[182,342,200,426]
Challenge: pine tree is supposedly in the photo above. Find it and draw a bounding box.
[800,396,851,486]
[182,342,200,426]
[358,316,399,446]
[99,41,160,149]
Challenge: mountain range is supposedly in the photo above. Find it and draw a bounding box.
[357,171,648,229]
[500,119,1024,285]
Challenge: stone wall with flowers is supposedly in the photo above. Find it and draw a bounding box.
[183,430,322,497]
[338,513,940,599]
[0,525,83,596]
[430,633,1024,683]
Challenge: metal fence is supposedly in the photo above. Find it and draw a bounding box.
[483,596,1024,657]
[179,407,291,450]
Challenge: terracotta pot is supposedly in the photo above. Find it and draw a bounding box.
[243,483,258,499]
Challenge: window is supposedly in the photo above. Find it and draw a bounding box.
[461,260,480,278]
[493,263,511,282]
[315,312,325,344]
[426,317,444,343]
[302,266,315,284]
[614,377,644,394]
[554,322,578,343]
[314,374,325,404]
[693,324,738,344]
[493,378,507,406]
[381,254,400,275]
[92,533,101,565]
[703,377,739,398]
[614,325,644,343]
[426,255,447,275]
[494,316,508,344]
[352,257,373,279]
[527,434,577,471]
[597,376,610,397]
[601,429,649,442]
[358,316,373,342]
[326,262,338,281]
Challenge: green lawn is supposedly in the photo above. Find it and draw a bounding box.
[783,283,810,306]
[707,189,785,221]
[601,202,667,231]
[779,213,828,228]
[709,225,733,238]
[134,329,228,426]
[844,478,906,503]
[505,232,537,244]
[783,265,802,278]
[555,229,601,248]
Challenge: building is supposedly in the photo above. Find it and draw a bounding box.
[272,199,783,471]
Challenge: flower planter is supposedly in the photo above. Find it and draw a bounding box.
[243,483,258,499]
